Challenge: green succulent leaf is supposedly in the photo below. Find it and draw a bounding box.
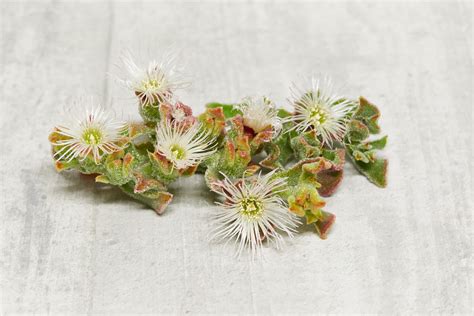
[353,97,381,134]
[205,102,242,119]
[290,130,322,160]
[139,103,161,123]
[198,106,226,137]
[346,119,370,143]
[366,135,388,150]
[344,97,388,187]
[350,154,388,187]
[277,108,292,118]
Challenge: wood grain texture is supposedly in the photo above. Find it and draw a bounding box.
[1,1,472,314]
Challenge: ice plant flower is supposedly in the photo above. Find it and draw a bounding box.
[239,96,281,135]
[118,51,188,106]
[51,104,127,164]
[288,77,355,146]
[210,171,299,256]
[155,120,216,170]
[160,101,197,128]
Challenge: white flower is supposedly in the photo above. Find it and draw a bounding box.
[287,77,355,146]
[118,51,188,106]
[52,100,127,164]
[238,96,281,134]
[210,171,299,256]
[155,120,216,170]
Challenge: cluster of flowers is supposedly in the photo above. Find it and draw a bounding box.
[49,53,388,256]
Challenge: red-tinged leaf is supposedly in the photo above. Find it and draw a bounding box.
[356,97,381,134]
[150,192,173,215]
[314,211,336,239]
[134,175,166,193]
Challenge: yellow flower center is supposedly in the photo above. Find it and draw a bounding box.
[170,144,186,160]
[240,197,263,219]
[309,104,328,126]
[82,128,103,145]
[142,79,161,90]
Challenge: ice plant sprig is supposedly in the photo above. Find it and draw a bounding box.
[51,103,127,164]
[210,171,299,256]
[118,51,188,106]
[155,120,216,170]
[49,52,388,256]
[287,77,355,146]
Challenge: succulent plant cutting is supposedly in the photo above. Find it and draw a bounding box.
[48,53,388,255]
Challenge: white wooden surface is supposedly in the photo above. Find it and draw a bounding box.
[1,1,472,314]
